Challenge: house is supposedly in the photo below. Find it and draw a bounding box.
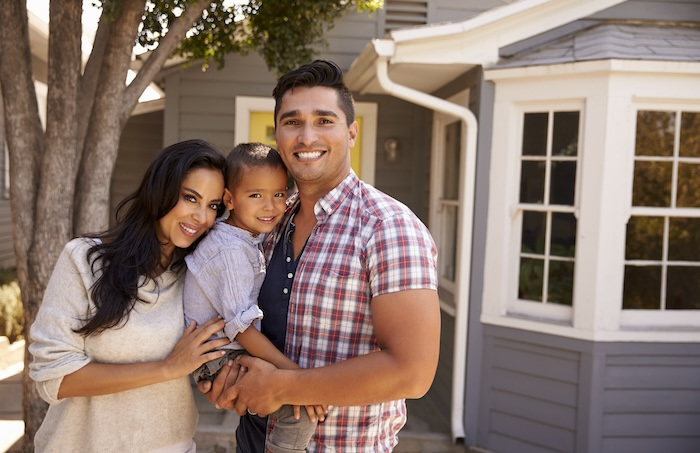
[346,1,700,451]
[157,0,700,451]
[6,0,698,451]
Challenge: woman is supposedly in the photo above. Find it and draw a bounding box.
[29,139,230,452]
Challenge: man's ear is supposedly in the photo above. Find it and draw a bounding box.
[348,121,358,148]
[223,188,235,211]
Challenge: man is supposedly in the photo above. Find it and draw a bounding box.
[202,59,440,452]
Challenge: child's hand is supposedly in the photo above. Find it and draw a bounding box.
[296,404,328,423]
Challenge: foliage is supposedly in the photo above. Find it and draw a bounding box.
[0,269,23,344]
[139,0,383,75]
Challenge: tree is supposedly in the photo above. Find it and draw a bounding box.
[0,0,381,450]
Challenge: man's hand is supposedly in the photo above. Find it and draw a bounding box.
[197,359,245,407]
[217,355,287,416]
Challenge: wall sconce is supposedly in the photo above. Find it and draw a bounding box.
[384,138,398,163]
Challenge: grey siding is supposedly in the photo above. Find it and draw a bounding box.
[430,0,512,23]
[478,325,700,453]
[0,199,13,269]
[356,94,432,222]
[592,0,700,22]
[0,97,14,270]
[110,110,164,221]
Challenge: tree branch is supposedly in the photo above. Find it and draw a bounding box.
[77,8,112,152]
[120,0,209,122]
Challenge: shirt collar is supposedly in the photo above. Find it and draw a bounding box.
[314,170,359,221]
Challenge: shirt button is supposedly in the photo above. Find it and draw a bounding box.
[286,257,291,262]
[287,272,293,278]
[283,288,289,294]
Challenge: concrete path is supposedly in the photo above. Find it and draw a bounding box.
[0,337,470,452]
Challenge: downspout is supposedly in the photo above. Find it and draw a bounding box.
[374,56,477,442]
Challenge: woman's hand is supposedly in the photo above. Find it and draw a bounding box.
[162,317,230,380]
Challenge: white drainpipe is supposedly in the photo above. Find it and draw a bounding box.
[374,56,478,442]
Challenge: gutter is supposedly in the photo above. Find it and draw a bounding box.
[373,54,478,443]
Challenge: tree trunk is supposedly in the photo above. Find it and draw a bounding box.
[0,1,44,447]
[74,0,147,234]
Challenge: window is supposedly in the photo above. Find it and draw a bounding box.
[623,110,700,310]
[517,111,580,307]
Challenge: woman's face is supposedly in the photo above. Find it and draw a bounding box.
[156,167,224,261]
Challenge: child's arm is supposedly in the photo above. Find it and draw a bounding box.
[235,326,299,370]
[236,325,328,422]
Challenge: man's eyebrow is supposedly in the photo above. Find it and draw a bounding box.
[278,109,340,121]
[279,110,300,122]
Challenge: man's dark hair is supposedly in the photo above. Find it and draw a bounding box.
[272,59,355,127]
[225,142,286,190]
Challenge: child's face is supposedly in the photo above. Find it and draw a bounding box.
[224,165,288,236]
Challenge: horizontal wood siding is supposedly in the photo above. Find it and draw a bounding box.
[430,0,510,23]
[479,326,700,453]
[483,336,579,453]
[0,198,14,269]
[110,110,164,221]
[591,0,700,22]
[601,350,700,452]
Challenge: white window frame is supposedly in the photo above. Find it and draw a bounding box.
[234,95,377,185]
[429,90,469,315]
[509,103,583,323]
[620,101,700,328]
[484,59,700,343]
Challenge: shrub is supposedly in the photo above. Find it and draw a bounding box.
[0,268,24,343]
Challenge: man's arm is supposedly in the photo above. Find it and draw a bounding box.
[217,288,440,415]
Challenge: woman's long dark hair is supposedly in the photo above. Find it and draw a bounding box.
[75,139,226,336]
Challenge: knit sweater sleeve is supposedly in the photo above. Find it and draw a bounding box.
[28,238,96,405]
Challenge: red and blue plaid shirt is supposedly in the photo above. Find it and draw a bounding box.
[263,171,438,452]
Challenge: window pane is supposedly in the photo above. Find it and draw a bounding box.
[522,113,548,156]
[440,204,458,282]
[632,161,672,207]
[680,111,700,158]
[551,213,576,257]
[623,266,661,309]
[519,258,543,301]
[443,121,461,199]
[668,217,700,261]
[552,111,579,156]
[522,211,546,254]
[520,161,545,203]
[667,266,700,309]
[676,162,700,208]
[550,161,576,205]
[635,110,675,157]
[625,216,663,260]
[548,259,574,306]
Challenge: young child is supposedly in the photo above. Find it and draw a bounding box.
[184,142,320,453]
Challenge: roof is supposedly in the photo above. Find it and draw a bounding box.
[345,0,627,94]
[494,21,700,68]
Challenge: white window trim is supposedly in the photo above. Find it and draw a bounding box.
[234,95,377,185]
[483,59,700,343]
[429,90,469,314]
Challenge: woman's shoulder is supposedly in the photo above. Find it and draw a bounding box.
[61,237,100,263]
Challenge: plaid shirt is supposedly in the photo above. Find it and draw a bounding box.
[263,171,438,452]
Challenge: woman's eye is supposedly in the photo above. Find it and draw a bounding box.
[209,203,220,211]
[184,194,196,203]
